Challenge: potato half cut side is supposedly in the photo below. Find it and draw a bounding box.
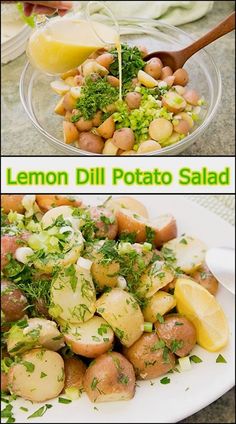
[163,236,207,274]
[96,288,144,347]
[64,316,114,358]
[8,349,65,402]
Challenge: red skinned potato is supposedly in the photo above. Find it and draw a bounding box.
[36,195,81,211]
[89,206,118,239]
[113,128,135,151]
[152,214,177,247]
[83,352,135,402]
[144,58,162,79]
[77,132,104,154]
[75,117,93,132]
[1,372,9,393]
[173,119,190,135]
[63,357,86,394]
[96,53,114,69]
[125,92,142,110]
[155,314,197,357]
[173,68,189,86]
[107,75,120,87]
[1,280,28,324]
[116,209,177,247]
[191,264,218,295]
[97,116,115,139]
[183,89,200,106]
[63,92,77,111]
[116,209,148,243]
[160,66,173,80]
[1,195,25,214]
[92,111,103,127]
[123,333,175,380]
[1,233,30,270]
[63,121,79,144]
[162,92,187,114]
[64,316,114,358]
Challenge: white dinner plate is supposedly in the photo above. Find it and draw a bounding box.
[2,195,235,423]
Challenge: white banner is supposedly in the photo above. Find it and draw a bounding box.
[1,156,235,194]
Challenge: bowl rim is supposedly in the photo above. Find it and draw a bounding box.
[19,18,222,156]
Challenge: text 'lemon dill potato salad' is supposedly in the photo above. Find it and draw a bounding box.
[51,44,205,155]
[1,195,229,417]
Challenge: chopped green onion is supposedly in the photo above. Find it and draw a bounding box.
[58,397,72,404]
[144,322,153,332]
[216,354,227,363]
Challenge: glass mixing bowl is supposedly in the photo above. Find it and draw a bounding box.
[20,18,221,156]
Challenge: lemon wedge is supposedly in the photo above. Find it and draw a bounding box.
[174,277,229,352]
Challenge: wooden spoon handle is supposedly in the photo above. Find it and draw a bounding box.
[180,11,235,63]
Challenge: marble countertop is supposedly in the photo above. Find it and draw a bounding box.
[1,1,235,156]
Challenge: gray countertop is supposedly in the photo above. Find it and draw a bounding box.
[1,1,235,156]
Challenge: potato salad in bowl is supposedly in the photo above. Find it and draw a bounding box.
[50,44,204,155]
[1,194,229,419]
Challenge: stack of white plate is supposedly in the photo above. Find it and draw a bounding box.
[1,4,32,64]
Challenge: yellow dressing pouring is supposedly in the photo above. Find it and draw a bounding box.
[27,18,118,75]
[115,35,123,101]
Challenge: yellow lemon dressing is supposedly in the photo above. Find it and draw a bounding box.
[27,18,119,75]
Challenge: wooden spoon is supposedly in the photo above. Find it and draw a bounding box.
[144,11,235,70]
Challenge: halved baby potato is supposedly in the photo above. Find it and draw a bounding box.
[91,252,120,291]
[106,196,149,219]
[41,205,75,228]
[136,260,175,299]
[83,352,135,402]
[123,333,175,380]
[1,195,25,214]
[63,316,114,358]
[7,318,64,356]
[116,209,176,246]
[152,214,177,247]
[63,357,86,396]
[63,121,79,144]
[138,70,158,88]
[162,91,187,114]
[50,80,70,95]
[142,291,177,323]
[36,195,81,212]
[163,236,207,274]
[50,263,96,325]
[96,288,144,347]
[8,349,65,402]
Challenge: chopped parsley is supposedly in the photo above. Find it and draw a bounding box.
[109,44,145,84]
[22,361,35,373]
[145,226,155,245]
[75,76,119,120]
[40,372,47,378]
[160,376,170,385]
[170,339,184,353]
[1,404,15,422]
[91,377,100,391]
[190,355,203,363]
[216,354,227,363]
[27,404,52,419]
